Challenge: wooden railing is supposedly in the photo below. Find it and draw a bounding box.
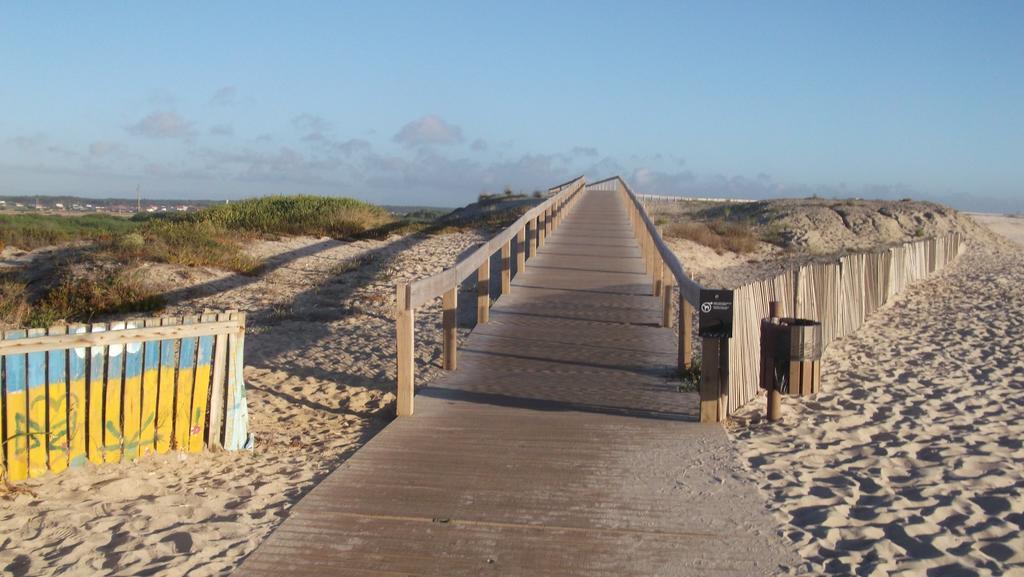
[591,176,734,422]
[394,176,587,416]
[1,312,250,482]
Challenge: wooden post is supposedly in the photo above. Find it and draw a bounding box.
[641,233,649,274]
[679,298,693,370]
[653,253,664,297]
[442,287,457,370]
[530,217,539,257]
[538,212,546,248]
[501,240,512,295]
[517,227,527,272]
[767,301,782,421]
[396,284,414,417]
[477,258,490,324]
[661,273,673,328]
[699,337,720,423]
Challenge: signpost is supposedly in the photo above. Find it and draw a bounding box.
[698,289,734,423]
[699,289,734,338]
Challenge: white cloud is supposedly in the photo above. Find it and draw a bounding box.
[393,115,464,147]
[127,111,195,139]
[209,124,234,136]
[470,138,488,152]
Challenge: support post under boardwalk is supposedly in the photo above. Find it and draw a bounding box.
[501,240,512,295]
[477,257,491,324]
[396,284,414,417]
[442,287,457,371]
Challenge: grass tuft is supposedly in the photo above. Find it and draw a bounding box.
[663,220,760,254]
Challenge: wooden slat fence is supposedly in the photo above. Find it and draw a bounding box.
[725,233,964,414]
[1,312,250,482]
[616,173,966,422]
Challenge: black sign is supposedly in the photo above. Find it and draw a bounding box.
[699,289,734,338]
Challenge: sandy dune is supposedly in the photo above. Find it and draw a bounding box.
[0,229,486,576]
[728,241,1024,575]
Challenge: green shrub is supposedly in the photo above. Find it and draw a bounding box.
[183,195,393,238]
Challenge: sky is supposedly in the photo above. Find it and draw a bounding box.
[1,1,1022,211]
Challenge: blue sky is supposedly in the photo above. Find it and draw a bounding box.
[1,2,1021,211]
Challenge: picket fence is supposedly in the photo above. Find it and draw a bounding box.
[1,312,250,482]
[723,233,965,414]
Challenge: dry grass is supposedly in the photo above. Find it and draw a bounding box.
[101,221,261,274]
[0,269,165,329]
[663,220,760,254]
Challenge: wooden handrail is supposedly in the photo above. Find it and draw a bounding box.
[395,176,587,416]
[586,175,703,379]
[613,177,704,306]
[0,319,245,356]
[407,178,586,309]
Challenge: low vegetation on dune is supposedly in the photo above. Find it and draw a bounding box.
[0,213,137,251]
[663,220,760,254]
[178,195,394,238]
[102,221,260,274]
[649,196,978,256]
[0,195,402,329]
[0,269,163,328]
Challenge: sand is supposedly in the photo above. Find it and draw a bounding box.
[0,229,487,576]
[4,208,1022,576]
[727,238,1024,575]
[967,213,1024,248]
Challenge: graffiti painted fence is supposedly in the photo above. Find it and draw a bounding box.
[1,311,249,482]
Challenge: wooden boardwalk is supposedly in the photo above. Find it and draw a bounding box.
[235,189,793,576]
